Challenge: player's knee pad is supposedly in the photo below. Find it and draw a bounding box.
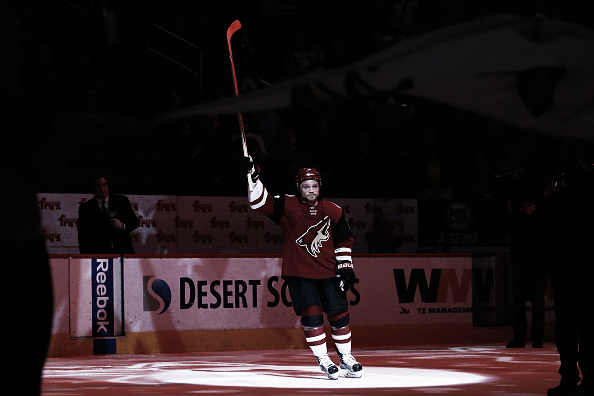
[300,305,324,327]
[301,314,324,328]
[327,311,350,328]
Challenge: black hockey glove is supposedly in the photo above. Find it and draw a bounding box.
[243,155,260,183]
[336,265,358,294]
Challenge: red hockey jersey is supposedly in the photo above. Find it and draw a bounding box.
[249,180,353,280]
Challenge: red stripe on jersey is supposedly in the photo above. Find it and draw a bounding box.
[249,187,266,209]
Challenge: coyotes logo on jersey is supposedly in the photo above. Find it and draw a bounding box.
[295,216,331,257]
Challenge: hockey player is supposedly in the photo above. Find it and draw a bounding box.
[246,159,362,379]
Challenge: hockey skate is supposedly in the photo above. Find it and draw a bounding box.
[316,354,339,380]
[338,352,363,378]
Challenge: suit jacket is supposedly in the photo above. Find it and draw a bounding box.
[78,194,139,254]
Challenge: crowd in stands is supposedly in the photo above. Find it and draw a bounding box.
[24,0,594,199]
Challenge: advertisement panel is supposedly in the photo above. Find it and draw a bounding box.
[355,255,474,325]
[124,257,300,332]
[69,256,123,338]
[128,195,178,253]
[122,255,474,334]
[49,256,70,335]
[38,193,88,254]
[366,199,418,253]
[39,194,419,254]
[418,199,508,251]
[176,196,261,252]
[472,255,555,326]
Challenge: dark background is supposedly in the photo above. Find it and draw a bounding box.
[4,0,594,202]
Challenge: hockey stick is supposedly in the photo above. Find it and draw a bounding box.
[226,20,254,191]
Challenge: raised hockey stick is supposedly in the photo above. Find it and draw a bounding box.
[226,20,254,191]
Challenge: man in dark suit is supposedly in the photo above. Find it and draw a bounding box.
[78,174,139,254]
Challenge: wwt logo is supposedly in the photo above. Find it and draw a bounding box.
[393,268,494,303]
[143,276,171,314]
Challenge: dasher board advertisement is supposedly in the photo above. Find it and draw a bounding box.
[69,256,124,338]
[123,255,475,333]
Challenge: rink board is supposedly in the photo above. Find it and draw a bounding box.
[47,254,551,356]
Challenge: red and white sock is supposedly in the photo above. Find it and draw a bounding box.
[331,324,352,355]
[304,326,327,357]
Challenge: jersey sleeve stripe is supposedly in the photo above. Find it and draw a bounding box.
[334,247,352,263]
[248,180,268,210]
[250,188,268,209]
[334,247,352,253]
